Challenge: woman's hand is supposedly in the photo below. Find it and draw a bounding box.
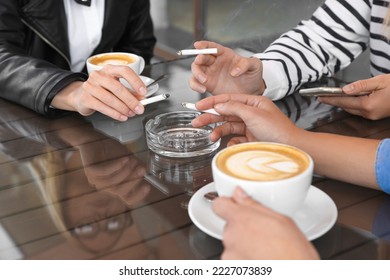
[189,41,265,96]
[213,188,319,260]
[319,74,390,120]
[52,65,148,121]
[191,94,301,146]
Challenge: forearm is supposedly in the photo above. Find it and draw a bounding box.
[288,129,380,189]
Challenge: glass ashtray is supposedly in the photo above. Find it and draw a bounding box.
[145,111,220,157]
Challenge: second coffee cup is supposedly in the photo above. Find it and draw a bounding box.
[212,142,313,217]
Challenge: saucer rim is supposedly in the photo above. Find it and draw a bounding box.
[188,182,338,241]
[141,75,159,97]
[121,75,159,97]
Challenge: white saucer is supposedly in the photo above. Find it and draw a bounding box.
[120,75,159,97]
[188,182,337,241]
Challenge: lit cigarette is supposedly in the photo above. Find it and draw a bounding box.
[177,48,218,56]
[181,102,220,115]
[140,93,170,106]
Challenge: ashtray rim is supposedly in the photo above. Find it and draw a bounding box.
[145,110,220,158]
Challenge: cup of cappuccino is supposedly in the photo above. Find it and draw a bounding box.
[86,52,145,75]
[212,142,313,217]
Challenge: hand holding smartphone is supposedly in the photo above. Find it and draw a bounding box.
[299,87,370,97]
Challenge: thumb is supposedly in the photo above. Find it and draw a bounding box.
[231,187,261,207]
[343,77,378,94]
[230,57,259,77]
[232,187,279,217]
[212,196,238,221]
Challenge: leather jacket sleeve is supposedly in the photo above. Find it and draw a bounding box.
[0,1,87,117]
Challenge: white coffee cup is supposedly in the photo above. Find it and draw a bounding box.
[212,142,313,217]
[86,52,145,75]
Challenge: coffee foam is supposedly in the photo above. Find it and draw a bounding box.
[217,144,309,181]
[95,59,130,66]
[90,54,135,66]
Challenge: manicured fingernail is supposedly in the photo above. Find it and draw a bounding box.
[134,105,144,115]
[198,74,207,84]
[343,84,354,92]
[198,85,207,93]
[139,86,147,96]
[119,115,128,121]
[215,103,225,110]
[234,187,249,200]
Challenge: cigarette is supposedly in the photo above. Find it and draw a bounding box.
[177,48,218,56]
[140,93,170,106]
[181,102,220,116]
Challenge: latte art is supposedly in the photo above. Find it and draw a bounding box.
[89,54,135,66]
[94,58,130,66]
[216,143,309,181]
[226,151,300,180]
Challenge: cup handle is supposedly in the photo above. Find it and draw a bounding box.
[139,56,145,74]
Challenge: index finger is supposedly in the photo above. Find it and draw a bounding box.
[104,65,147,97]
[343,76,383,94]
[195,94,263,111]
[212,197,239,221]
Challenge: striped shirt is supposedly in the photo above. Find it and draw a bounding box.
[254,0,390,100]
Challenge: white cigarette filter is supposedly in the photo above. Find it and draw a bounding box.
[181,102,220,115]
[140,93,170,106]
[177,48,218,56]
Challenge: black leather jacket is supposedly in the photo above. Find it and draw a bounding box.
[0,0,156,116]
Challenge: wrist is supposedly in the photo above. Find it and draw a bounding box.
[51,81,83,112]
[259,78,266,95]
[284,126,307,147]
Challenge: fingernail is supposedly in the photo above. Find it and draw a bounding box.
[231,67,241,77]
[134,105,144,115]
[198,85,207,93]
[139,86,147,96]
[234,187,249,201]
[119,115,128,122]
[215,103,225,110]
[198,74,207,84]
[343,84,354,93]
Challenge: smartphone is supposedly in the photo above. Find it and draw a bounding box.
[299,87,370,97]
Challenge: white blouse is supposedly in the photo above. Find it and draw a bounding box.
[63,0,105,72]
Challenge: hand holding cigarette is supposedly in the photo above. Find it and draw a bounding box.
[177,48,218,56]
